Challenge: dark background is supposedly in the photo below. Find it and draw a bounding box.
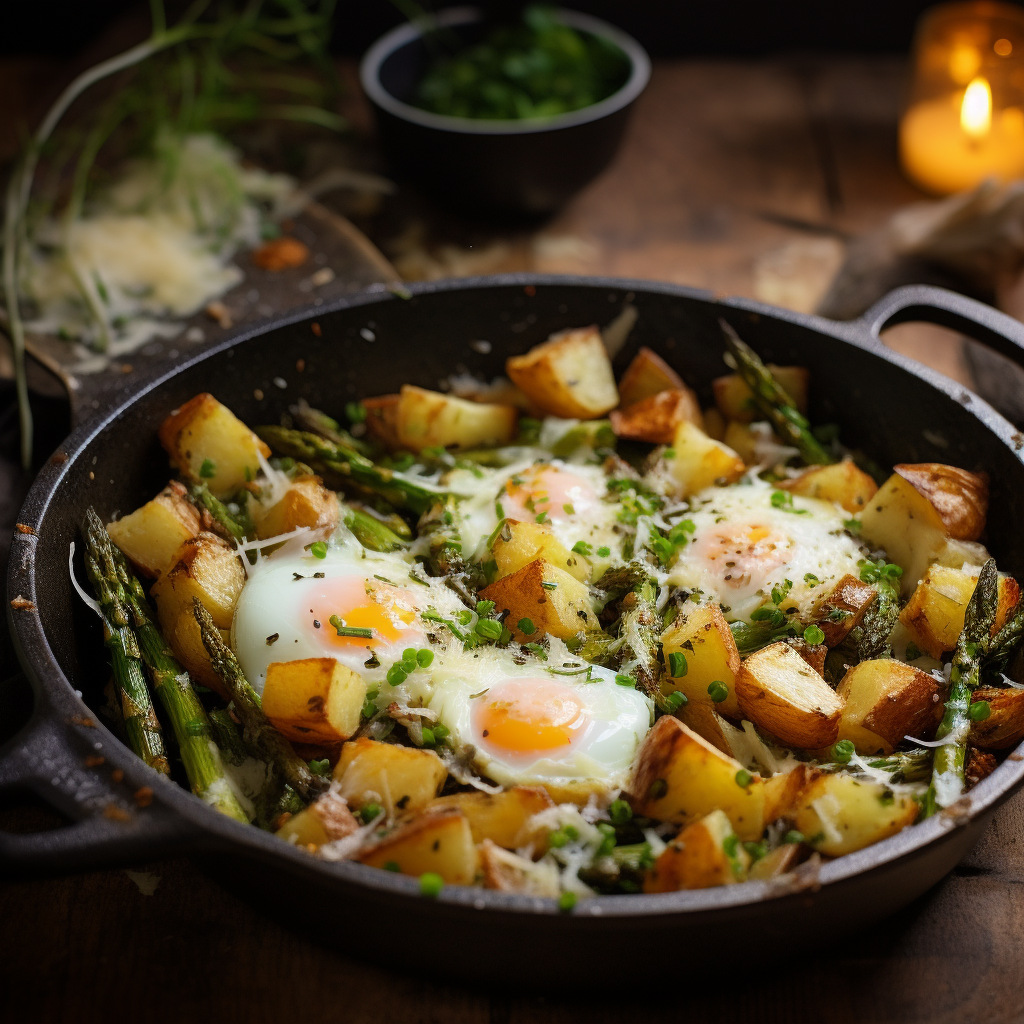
[7,0,1018,59]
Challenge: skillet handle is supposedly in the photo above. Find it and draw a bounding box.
[0,677,204,874]
[859,284,1024,370]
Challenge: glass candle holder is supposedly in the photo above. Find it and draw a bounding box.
[900,1,1024,194]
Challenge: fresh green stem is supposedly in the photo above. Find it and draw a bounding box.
[343,505,407,552]
[208,708,248,766]
[924,559,999,814]
[191,483,250,543]
[257,426,437,515]
[719,319,835,466]
[193,598,326,801]
[85,509,248,821]
[417,495,465,576]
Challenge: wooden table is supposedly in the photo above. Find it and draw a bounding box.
[4,55,1023,1024]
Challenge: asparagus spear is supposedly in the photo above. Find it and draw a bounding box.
[289,398,373,456]
[718,319,835,466]
[85,510,250,821]
[924,558,999,814]
[847,562,903,661]
[208,708,248,766]
[342,505,407,552]
[82,518,169,775]
[417,495,466,576]
[190,483,252,543]
[193,599,327,802]
[256,426,436,515]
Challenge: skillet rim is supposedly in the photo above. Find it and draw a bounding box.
[7,272,1024,917]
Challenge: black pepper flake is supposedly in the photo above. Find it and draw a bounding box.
[482,729,489,737]
[293,572,305,580]
[266,633,280,646]
[313,620,321,629]
[313,572,325,579]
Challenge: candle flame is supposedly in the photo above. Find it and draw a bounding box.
[961,76,992,138]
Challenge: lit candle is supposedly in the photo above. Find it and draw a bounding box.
[899,2,1024,195]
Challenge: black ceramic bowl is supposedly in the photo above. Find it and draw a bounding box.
[359,6,651,217]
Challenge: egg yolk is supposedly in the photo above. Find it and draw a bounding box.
[473,677,587,760]
[501,465,597,524]
[689,520,790,592]
[305,575,419,649]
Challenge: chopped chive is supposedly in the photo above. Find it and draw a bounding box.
[668,651,687,678]
[420,727,436,746]
[735,769,752,788]
[417,648,434,667]
[803,624,825,645]
[475,618,503,641]
[360,802,382,823]
[308,758,330,776]
[969,700,991,722]
[419,872,444,898]
[572,540,592,556]
[476,600,496,616]
[563,503,576,515]
[596,546,611,557]
[615,674,636,687]
[387,664,408,686]
[664,690,687,712]
[541,581,558,590]
[558,891,577,912]
[518,617,537,635]
[199,458,217,479]
[309,541,328,559]
[535,512,548,524]
[783,830,805,845]
[329,615,374,639]
[707,680,729,703]
[609,799,632,823]
[832,739,855,763]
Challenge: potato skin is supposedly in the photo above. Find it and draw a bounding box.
[893,463,989,541]
[644,809,750,892]
[362,394,402,449]
[814,574,878,648]
[610,388,702,444]
[970,686,1024,750]
[506,326,619,419]
[661,603,742,719]
[617,346,684,407]
[736,642,843,749]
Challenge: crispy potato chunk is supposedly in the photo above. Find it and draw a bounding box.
[748,843,805,880]
[491,520,591,583]
[814,574,878,648]
[676,700,735,756]
[617,346,684,407]
[276,792,360,848]
[151,532,245,631]
[791,773,919,857]
[262,658,367,745]
[836,659,944,754]
[736,642,843,749]
[362,394,401,448]
[335,738,447,818]
[506,326,618,419]
[713,366,809,423]
[629,717,765,840]
[107,483,202,578]
[610,388,702,444]
[158,393,271,499]
[395,385,518,451]
[429,786,554,848]
[763,764,818,824]
[359,808,478,885]
[900,566,1020,659]
[781,459,878,514]
[861,467,991,593]
[970,686,1024,750]
[479,558,597,641]
[667,421,746,498]
[965,748,998,788]
[661,603,742,718]
[479,840,561,896]
[255,475,339,540]
[644,809,750,892]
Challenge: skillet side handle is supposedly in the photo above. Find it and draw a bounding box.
[859,284,1024,371]
[0,683,205,875]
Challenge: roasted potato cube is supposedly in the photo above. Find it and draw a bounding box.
[362,394,401,449]
[610,388,702,445]
[479,558,597,641]
[791,772,919,857]
[814,574,878,647]
[262,658,367,745]
[790,638,828,676]
[394,385,517,451]
[158,393,271,499]
[335,738,447,818]
[506,326,618,419]
[702,407,727,441]
[430,786,554,848]
[721,420,768,466]
[255,475,339,540]
[836,659,944,754]
[276,791,360,848]
[479,840,561,895]
[667,421,746,498]
[860,465,990,593]
[899,566,1020,659]
[736,642,843,749]
[970,686,1024,750]
[713,366,809,423]
[661,603,742,718]
[617,346,685,407]
[747,843,805,880]
[358,808,478,885]
[644,809,750,892]
[106,484,202,578]
[629,717,765,840]
[781,459,879,514]
[491,520,591,583]
[763,764,817,824]
[675,700,735,756]
[151,532,245,631]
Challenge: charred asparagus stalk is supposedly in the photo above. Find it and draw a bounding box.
[256,426,436,516]
[847,561,903,661]
[190,483,252,543]
[342,504,407,552]
[289,399,372,456]
[418,495,466,576]
[208,708,248,766]
[924,558,999,814]
[719,319,835,466]
[83,517,168,775]
[193,599,327,802]
[84,510,249,821]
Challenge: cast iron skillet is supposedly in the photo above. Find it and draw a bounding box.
[6,276,1024,984]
